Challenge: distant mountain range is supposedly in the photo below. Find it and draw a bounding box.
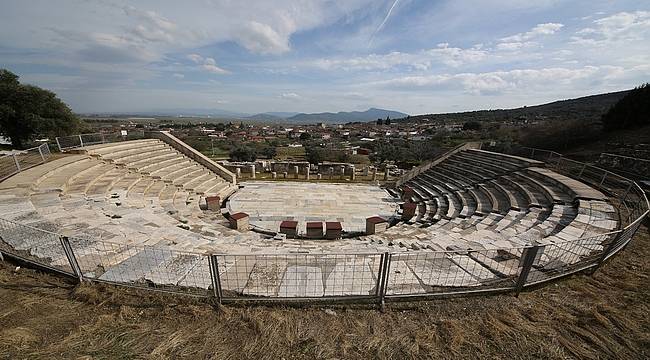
[281,108,409,124]
[83,108,408,124]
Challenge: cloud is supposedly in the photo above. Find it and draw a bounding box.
[312,43,487,71]
[234,21,291,55]
[371,66,628,95]
[172,73,184,79]
[500,23,564,42]
[280,92,302,100]
[186,54,229,74]
[496,23,563,51]
[571,11,650,45]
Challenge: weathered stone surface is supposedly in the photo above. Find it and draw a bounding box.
[278,265,324,297]
[324,257,377,296]
[227,182,399,233]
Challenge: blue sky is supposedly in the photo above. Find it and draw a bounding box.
[1,0,649,115]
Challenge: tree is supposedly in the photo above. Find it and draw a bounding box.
[299,132,311,141]
[601,83,650,131]
[385,116,391,125]
[0,69,80,148]
[259,145,277,159]
[376,118,384,125]
[229,146,256,162]
[462,121,482,131]
[305,146,324,164]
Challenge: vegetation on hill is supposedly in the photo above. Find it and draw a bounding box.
[0,69,80,148]
[601,83,650,131]
[398,90,628,125]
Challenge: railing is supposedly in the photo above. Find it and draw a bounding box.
[0,143,51,181]
[0,216,637,304]
[55,130,146,152]
[395,142,482,188]
[0,146,647,305]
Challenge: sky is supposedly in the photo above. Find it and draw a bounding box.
[1,0,649,115]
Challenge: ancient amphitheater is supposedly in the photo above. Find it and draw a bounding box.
[0,132,647,303]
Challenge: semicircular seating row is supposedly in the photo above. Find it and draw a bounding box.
[0,143,619,297]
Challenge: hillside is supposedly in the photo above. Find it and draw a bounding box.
[400,90,629,124]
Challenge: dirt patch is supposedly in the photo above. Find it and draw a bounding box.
[1,226,649,359]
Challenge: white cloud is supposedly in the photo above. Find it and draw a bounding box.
[371,66,631,95]
[172,73,184,79]
[312,43,487,71]
[280,92,302,100]
[186,54,229,74]
[500,23,564,42]
[234,21,291,55]
[496,23,564,52]
[571,11,650,45]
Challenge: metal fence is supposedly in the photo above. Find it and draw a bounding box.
[55,130,146,152]
[0,143,52,181]
[0,147,648,305]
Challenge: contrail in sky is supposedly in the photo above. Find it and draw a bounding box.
[369,0,401,46]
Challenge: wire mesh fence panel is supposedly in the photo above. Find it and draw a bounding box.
[15,150,44,170]
[40,143,51,157]
[56,131,149,152]
[603,215,647,261]
[56,135,83,151]
[0,155,19,181]
[385,249,518,297]
[79,133,106,147]
[68,238,212,296]
[216,253,382,299]
[0,218,73,275]
[524,232,618,286]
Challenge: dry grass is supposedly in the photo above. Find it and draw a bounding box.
[1,226,649,359]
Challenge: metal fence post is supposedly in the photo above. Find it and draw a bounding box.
[514,245,540,296]
[376,253,391,310]
[208,254,223,304]
[56,137,63,153]
[599,172,607,187]
[37,145,45,162]
[59,236,83,281]
[578,163,587,179]
[12,154,21,172]
[593,231,623,274]
[78,135,84,148]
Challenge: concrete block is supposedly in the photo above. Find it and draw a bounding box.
[306,221,323,238]
[205,196,221,211]
[229,212,250,231]
[280,220,298,238]
[366,216,388,234]
[325,222,342,239]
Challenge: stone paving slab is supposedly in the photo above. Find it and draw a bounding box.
[227,181,399,234]
[278,265,324,297]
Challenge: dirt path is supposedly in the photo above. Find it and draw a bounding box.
[1,225,649,359]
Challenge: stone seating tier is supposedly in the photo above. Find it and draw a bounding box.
[0,144,620,297]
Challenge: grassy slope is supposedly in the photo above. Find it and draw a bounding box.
[0,225,648,359]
